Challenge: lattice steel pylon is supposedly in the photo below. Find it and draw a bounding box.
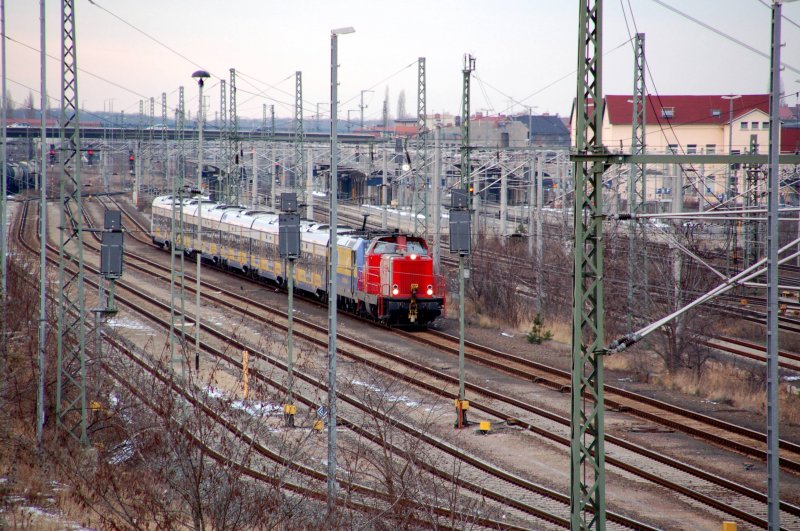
[169,87,188,380]
[219,79,227,203]
[460,54,475,192]
[229,68,240,205]
[627,32,647,330]
[571,0,607,528]
[744,135,763,269]
[161,92,168,182]
[56,0,88,444]
[413,57,427,238]
[294,71,304,199]
[262,103,267,140]
[148,96,155,177]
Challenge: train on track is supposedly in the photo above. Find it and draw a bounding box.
[150,195,446,326]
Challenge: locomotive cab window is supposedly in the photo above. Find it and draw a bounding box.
[406,241,428,256]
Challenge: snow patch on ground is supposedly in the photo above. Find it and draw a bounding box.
[204,385,282,418]
[19,506,93,531]
[352,379,420,407]
[109,440,135,465]
[107,316,153,333]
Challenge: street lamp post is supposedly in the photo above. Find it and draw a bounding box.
[328,25,354,519]
[192,69,210,372]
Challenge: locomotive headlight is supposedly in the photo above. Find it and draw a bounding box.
[410,253,417,260]
[392,284,399,296]
[426,285,433,296]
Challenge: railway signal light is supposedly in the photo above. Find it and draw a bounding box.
[129,151,135,174]
[87,148,94,166]
[49,144,56,165]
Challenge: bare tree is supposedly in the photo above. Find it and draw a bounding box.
[338,365,493,528]
[3,89,15,117]
[396,90,407,121]
[23,91,35,120]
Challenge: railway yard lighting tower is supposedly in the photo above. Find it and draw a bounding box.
[192,69,210,373]
[328,25,354,519]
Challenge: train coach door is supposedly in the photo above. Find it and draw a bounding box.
[349,249,357,295]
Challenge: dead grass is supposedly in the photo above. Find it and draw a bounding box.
[477,313,503,329]
[603,354,632,371]
[656,361,800,425]
[515,317,570,344]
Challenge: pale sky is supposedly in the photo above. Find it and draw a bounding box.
[4,0,800,123]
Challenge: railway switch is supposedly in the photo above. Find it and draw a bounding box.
[478,421,491,435]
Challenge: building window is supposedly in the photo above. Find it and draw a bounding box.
[706,144,716,154]
[667,144,678,154]
[711,109,721,117]
[751,122,759,130]
[762,121,770,129]
[741,122,748,130]
[661,107,675,119]
[687,144,697,154]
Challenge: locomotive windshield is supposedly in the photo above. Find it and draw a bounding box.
[371,240,428,255]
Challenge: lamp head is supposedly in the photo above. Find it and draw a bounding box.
[192,70,211,87]
[331,26,355,36]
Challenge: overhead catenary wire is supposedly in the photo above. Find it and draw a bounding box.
[4,33,153,102]
[650,0,800,75]
[756,0,800,30]
[87,0,212,76]
[609,236,800,353]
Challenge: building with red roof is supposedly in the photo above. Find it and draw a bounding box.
[571,94,789,154]
[570,94,798,207]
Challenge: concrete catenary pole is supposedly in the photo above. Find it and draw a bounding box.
[766,4,786,528]
[433,124,442,274]
[328,25,355,518]
[37,0,47,445]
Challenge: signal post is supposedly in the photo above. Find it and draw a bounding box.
[279,192,300,427]
[449,189,471,428]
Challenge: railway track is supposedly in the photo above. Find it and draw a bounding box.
[86,198,649,529]
[111,194,800,471]
[704,336,800,373]
[21,198,579,529]
[87,194,800,528]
